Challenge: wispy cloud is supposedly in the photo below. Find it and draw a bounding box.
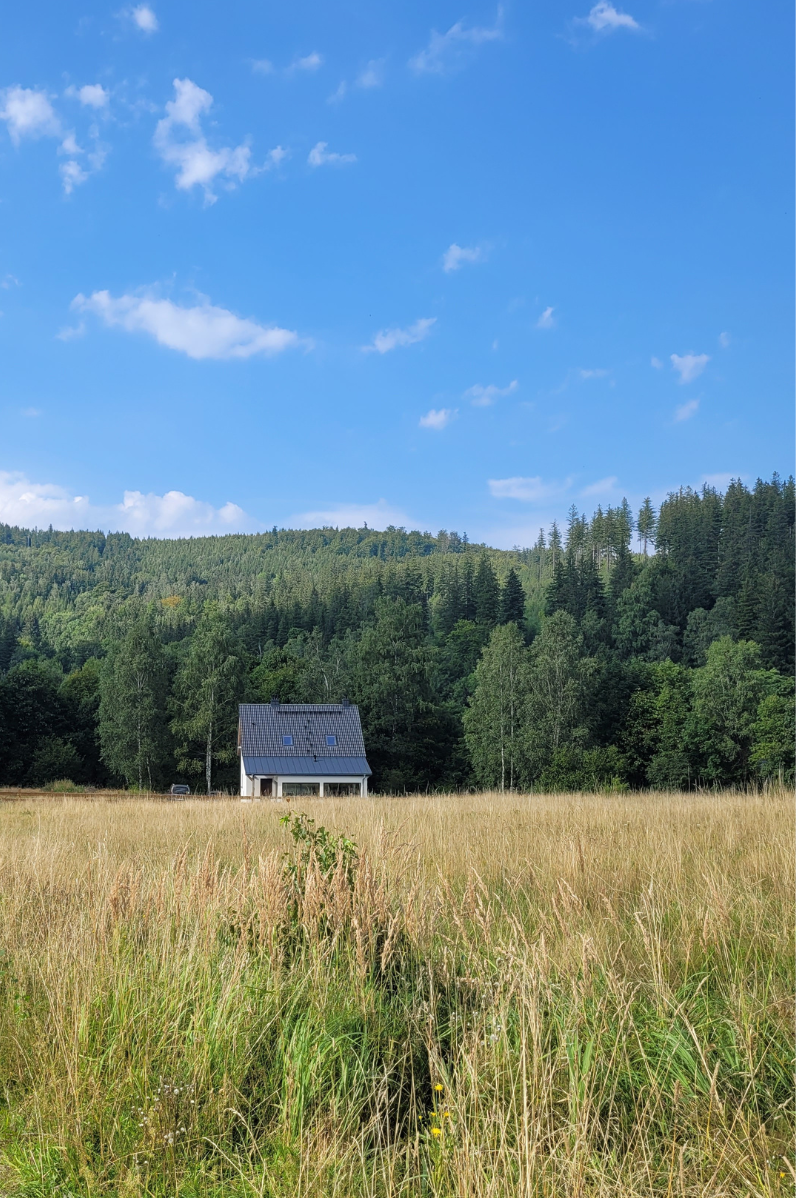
[488,476,569,502]
[419,407,457,430]
[0,470,254,537]
[292,499,410,530]
[409,9,503,74]
[651,356,663,369]
[289,52,323,73]
[328,60,386,104]
[363,317,436,354]
[21,407,41,418]
[73,289,301,360]
[154,78,279,203]
[442,243,485,272]
[671,352,709,384]
[56,320,86,341]
[579,2,639,33]
[465,380,517,406]
[674,398,699,422]
[578,368,608,379]
[718,331,731,348]
[536,306,555,330]
[357,60,385,88]
[580,475,618,496]
[251,59,274,75]
[307,141,356,167]
[130,4,158,33]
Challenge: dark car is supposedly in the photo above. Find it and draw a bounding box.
[169,784,190,798]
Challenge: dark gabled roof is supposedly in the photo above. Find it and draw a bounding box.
[241,756,371,777]
[238,703,368,760]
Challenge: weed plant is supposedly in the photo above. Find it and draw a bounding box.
[0,790,792,1196]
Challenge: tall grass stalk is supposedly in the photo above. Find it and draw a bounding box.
[0,790,792,1195]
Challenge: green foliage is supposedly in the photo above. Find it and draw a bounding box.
[171,608,245,793]
[0,475,792,792]
[98,615,172,790]
[280,811,359,883]
[751,676,796,782]
[463,623,529,791]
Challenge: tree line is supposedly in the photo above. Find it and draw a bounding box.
[0,474,792,792]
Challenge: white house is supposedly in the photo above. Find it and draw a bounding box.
[238,699,371,798]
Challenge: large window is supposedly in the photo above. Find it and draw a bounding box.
[282,782,320,796]
[324,782,361,796]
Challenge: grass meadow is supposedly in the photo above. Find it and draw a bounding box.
[0,790,792,1197]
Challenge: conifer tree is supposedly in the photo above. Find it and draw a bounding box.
[473,555,499,627]
[499,568,526,626]
[637,498,656,555]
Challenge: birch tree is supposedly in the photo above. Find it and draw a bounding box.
[463,622,529,791]
[171,610,245,794]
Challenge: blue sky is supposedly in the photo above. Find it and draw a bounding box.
[0,0,792,545]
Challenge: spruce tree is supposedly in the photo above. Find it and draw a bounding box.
[473,555,499,627]
[499,568,526,626]
[637,498,656,556]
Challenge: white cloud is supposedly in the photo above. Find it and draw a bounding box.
[73,289,301,360]
[465,380,518,406]
[251,59,274,75]
[289,52,323,73]
[671,352,709,384]
[73,84,109,109]
[674,398,699,422]
[581,2,640,32]
[363,316,436,354]
[56,320,86,341]
[419,407,457,430]
[719,331,731,348]
[131,5,158,33]
[357,60,385,88]
[307,141,356,167]
[0,86,60,144]
[488,476,568,502]
[410,10,503,74]
[154,78,264,203]
[327,81,348,104]
[702,472,740,490]
[21,407,41,417]
[536,306,555,329]
[580,475,618,496]
[60,159,89,194]
[651,356,663,369]
[291,499,410,530]
[328,60,385,104]
[442,243,484,272]
[578,368,608,379]
[0,471,253,537]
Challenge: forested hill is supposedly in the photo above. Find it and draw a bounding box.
[0,475,793,793]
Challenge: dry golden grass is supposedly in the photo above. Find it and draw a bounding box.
[0,790,792,1196]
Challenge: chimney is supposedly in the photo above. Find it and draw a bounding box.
[341,695,350,708]
[270,695,280,708]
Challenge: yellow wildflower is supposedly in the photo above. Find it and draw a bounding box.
[431,1127,442,1137]
[434,1083,444,1092]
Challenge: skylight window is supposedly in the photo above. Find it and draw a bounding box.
[326,735,337,746]
[282,735,293,746]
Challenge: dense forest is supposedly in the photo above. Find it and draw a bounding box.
[0,474,792,792]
